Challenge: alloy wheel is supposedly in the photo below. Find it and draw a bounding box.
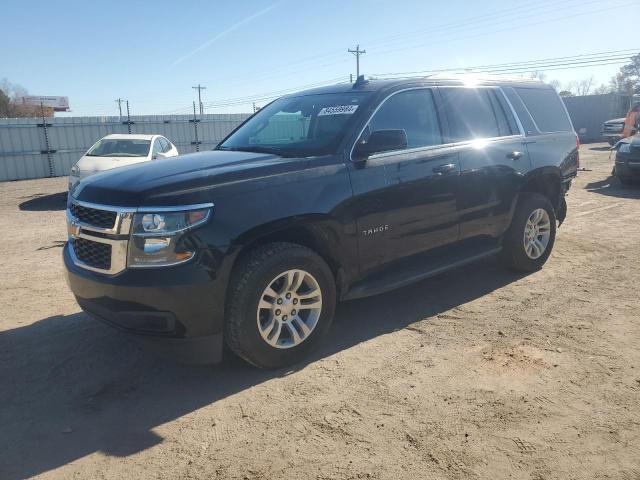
[256,269,323,349]
[523,208,551,259]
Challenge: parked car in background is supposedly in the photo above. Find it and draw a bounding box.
[68,134,178,191]
[63,76,578,368]
[602,117,626,145]
[613,135,640,185]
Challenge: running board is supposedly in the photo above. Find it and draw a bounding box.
[343,242,502,301]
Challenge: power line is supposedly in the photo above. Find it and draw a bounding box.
[159,49,637,115]
[371,1,635,58]
[371,50,639,77]
[199,0,575,92]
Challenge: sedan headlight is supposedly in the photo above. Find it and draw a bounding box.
[618,143,631,154]
[70,164,80,176]
[128,207,212,267]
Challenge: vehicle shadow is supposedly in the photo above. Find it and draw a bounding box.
[0,258,525,479]
[18,192,67,211]
[588,146,612,152]
[585,176,640,199]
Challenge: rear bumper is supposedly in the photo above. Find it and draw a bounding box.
[63,242,232,363]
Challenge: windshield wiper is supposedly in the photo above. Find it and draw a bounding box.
[216,145,297,158]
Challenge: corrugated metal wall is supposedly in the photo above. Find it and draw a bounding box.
[562,93,631,143]
[0,113,251,182]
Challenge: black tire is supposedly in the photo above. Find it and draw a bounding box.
[501,193,557,272]
[225,242,336,369]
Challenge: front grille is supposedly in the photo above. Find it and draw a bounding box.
[70,203,117,229]
[72,238,112,270]
[604,123,623,132]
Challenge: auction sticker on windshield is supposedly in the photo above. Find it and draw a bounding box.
[318,105,359,116]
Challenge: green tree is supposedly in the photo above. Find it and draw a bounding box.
[0,88,11,117]
[610,54,640,94]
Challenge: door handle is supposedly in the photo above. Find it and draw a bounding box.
[506,151,524,160]
[432,163,457,175]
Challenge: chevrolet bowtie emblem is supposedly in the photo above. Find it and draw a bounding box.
[67,219,80,239]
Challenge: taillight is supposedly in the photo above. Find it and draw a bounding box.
[576,134,580,169]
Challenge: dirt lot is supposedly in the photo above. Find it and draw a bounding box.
[1,144,639,480]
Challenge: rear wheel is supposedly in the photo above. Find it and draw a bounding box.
[501,193,557,272]
[225,242,336,369]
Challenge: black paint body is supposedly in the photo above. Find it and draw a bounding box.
[615,136,640,180]
[63,78,578,361]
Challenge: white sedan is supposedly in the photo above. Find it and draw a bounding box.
[68,134,179,191]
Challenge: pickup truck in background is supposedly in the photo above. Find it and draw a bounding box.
[602,117,627,145]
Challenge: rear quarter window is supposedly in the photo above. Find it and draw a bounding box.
[514,87,573,133]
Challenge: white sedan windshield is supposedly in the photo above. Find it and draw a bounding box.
[86,139,151,157]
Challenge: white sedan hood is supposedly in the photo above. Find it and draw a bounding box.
[75,155,150,178]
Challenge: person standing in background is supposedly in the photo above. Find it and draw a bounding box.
[622,103,640,138]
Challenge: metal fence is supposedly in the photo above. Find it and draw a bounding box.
[562,93,632,143]
[0,113,251,182]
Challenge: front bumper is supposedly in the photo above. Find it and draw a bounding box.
[63,243,230,363]
[615,154,640,179]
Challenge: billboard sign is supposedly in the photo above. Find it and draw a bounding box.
[21,96,70,112]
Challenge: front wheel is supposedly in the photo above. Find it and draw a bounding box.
[501,193,557,272]
[225,242,336,369]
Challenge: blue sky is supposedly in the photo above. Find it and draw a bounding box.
[1,0,637,116]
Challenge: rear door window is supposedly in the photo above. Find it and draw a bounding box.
[368,89,442,149]
[503,87,538,135]
[440,88,504,142]
[514,87,573,133]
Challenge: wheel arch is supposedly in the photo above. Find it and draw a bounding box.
[229,215,354,296]
[520,166,563,211]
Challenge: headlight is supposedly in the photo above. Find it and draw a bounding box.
[618,143,631,154]
[70,164,80,176]
[128,207,212,267]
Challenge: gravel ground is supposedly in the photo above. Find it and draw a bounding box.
[1,144,639,480]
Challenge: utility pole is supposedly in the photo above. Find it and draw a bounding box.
[126,100,132,134]
[115,98,124,120]
[192,101,200,152]
[348,44,366,78]
[192,84,206,115]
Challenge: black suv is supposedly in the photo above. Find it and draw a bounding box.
[64,76,578,368]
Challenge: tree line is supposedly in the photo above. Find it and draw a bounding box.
[538,53,640,98]
[0,78,53,118]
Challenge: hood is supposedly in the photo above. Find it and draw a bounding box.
[76,155,150,174]
[72,150,309,206]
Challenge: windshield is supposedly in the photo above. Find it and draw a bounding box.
[218,92,371,157]
[86,139,151,157]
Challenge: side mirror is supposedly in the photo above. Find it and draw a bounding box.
[353,129,407,159]
[154,152,168,160]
